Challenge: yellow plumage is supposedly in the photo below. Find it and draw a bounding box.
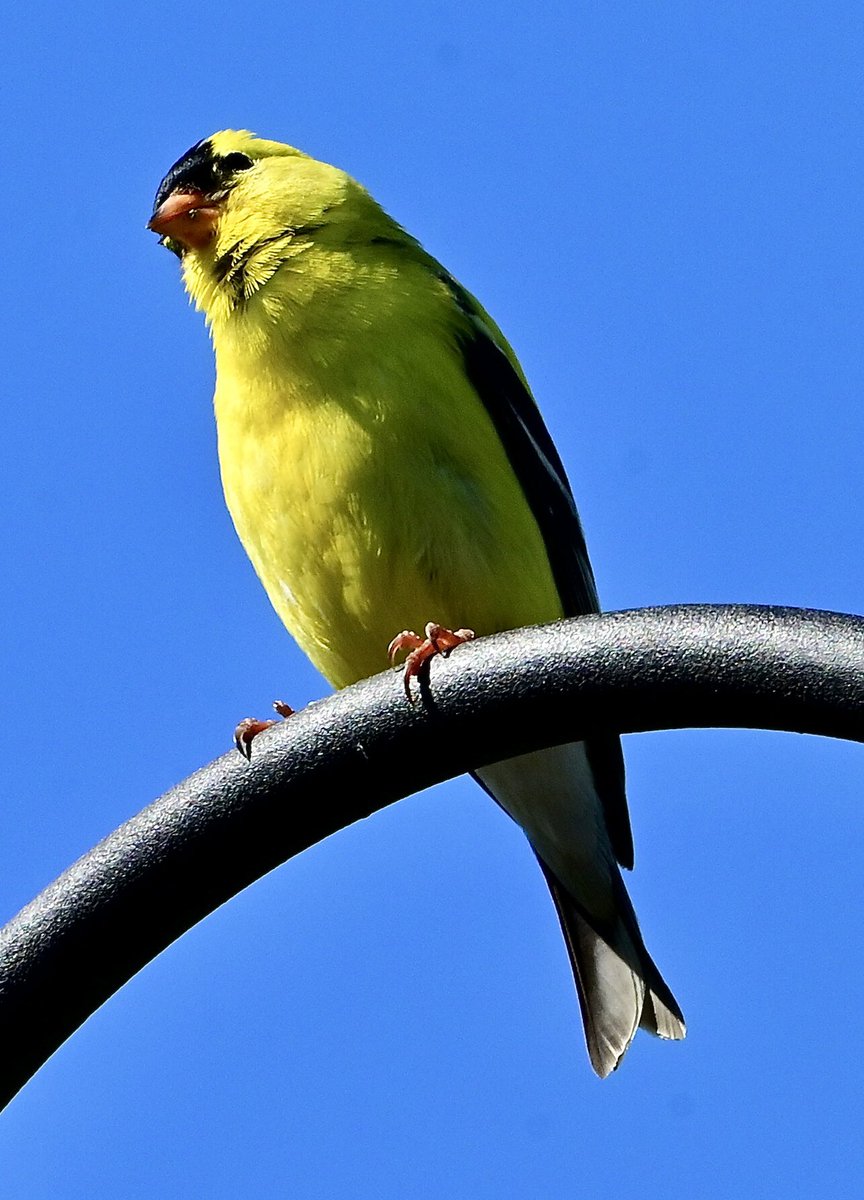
[150,130,684,1075]
[179,133,562,686]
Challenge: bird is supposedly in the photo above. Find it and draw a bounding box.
[148,130,685,1076]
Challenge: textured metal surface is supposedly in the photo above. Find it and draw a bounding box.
[1,604,862,1109]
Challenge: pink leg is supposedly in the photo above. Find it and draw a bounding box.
[234,700,295,759]
[387,622,476,700]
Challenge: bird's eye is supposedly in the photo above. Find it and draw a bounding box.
[221,152,254,174]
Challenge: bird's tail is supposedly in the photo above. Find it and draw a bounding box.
[538,859,686,1077]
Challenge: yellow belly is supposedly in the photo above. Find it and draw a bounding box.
[214,338,564,689]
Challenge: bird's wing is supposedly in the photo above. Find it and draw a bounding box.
[441,272,634,869]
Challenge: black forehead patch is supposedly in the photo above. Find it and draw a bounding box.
[151,140,253,216]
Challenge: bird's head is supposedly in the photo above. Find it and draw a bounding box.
[149,131,388,322]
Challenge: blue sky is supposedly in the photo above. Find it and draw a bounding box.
[2,2,863,1195]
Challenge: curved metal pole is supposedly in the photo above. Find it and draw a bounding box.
[0,603,862,1110]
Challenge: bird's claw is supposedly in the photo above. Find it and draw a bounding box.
[233,700,295,759]
[387,622,475,700]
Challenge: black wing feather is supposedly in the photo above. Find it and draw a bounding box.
[445,275,634,869]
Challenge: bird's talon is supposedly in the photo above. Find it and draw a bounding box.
[234,702,296,759]
[387,629,423,666]
[387,622,475,700]
[233,716,277,759]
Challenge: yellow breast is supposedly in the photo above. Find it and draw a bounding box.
[212,303,564,689]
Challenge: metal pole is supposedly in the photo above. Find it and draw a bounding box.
[0,604,861,1109]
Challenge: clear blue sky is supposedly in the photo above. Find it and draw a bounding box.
[2,2,863,1195]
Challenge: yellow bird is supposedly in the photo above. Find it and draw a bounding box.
[149,131,685,1076]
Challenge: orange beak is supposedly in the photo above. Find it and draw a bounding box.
[148,190,222,251]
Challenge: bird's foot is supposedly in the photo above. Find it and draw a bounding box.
[387,622,475,701]
[234,700,295,759]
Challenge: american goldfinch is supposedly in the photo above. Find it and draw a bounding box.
[149,131,685,1076]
